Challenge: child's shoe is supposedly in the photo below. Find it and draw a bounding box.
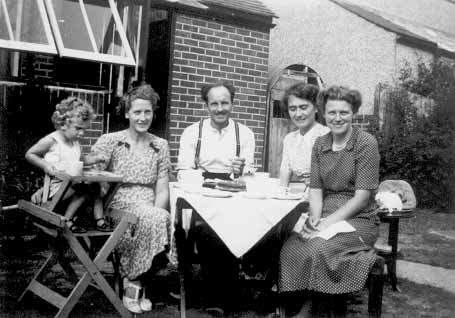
[95,218,113,232]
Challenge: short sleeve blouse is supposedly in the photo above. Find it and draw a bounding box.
[280,123,330,181]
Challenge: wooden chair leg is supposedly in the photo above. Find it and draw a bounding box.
[61,227,131,318]
[368,256,385,318]
[19,252,58,301]
[110,250,122,297]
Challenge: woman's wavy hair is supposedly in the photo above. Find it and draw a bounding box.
[51,97,95,129]
[317,86,362,114]
[117,82,160,115]
[280,83,320,118]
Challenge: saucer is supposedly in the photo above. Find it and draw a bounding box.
[270,193,303,200]
[202,189,233,198]
[241,192,268,199]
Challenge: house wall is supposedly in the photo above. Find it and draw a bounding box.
[264,0,396,117]
[168,14,270,168]
[263,0,442,129]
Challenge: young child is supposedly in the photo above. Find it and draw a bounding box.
[25,97,111,233]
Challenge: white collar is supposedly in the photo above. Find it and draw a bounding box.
[207,118,233,134]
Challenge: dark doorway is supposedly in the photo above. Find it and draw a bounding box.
[145,9,171,138]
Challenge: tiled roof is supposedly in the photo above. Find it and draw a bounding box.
[162,0,208,9]
[331,0,455,55]
[199,0,276,18]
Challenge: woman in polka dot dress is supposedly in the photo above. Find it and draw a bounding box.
[279,86,380,317]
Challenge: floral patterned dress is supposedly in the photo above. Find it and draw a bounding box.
[91,130,171,280]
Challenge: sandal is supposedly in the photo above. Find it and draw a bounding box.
[95,218,113,232]
[65,218,87,233]
[122,278,152,313]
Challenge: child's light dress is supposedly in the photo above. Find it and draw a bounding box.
[43,131,81,197]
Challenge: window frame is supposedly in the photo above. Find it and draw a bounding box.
[0,0,58,54]
[44,0,136,66]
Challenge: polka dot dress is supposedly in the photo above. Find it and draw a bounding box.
[279,128,381,294]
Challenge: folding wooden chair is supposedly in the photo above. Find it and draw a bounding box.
[16,173,136,318]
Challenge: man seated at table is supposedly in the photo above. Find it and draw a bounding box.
[177,82,259,313]
[177,81,255,179]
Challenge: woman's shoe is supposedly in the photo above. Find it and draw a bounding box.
[139,291,153,312]
[122,278,142,314]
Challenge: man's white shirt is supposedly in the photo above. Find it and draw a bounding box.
[177,118,255,174]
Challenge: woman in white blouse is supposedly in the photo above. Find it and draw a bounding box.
[280,83,330,188]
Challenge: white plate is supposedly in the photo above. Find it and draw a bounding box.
[201,189,233,198]
[184,187,203,194]
[242,192,267,199]
[270,193,303,200]
[82,170,122,178]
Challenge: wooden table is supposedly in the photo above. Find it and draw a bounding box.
[377,209,415,291]
[17,171,136,318]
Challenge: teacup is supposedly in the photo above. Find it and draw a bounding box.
[243,172,271,194]
[178,169,204,189]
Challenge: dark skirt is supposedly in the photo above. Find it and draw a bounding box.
[279,217,378,294]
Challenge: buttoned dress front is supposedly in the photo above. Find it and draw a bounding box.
[280,128,380,294]
[92,130,171,280]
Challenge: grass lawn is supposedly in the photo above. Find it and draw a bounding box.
[1,236,455,318]
[378,209,455,269]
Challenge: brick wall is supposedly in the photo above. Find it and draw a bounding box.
[20,53,54,80]
[168,14,270,169]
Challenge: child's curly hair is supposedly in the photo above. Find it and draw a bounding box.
[51,97,96,129]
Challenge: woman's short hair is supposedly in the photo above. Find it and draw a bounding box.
[123,82,160,113]
[200,81,235,103]
[51,97,95,129]
[317,86,362,113]
[281,83,320,114]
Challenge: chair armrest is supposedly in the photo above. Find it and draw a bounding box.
[18,200,65,228]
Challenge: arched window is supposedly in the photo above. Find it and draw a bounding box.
[270,64,323,118]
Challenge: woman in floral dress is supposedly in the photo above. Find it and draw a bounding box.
[91,83,170,314]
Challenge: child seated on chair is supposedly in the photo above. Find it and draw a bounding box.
[25,97,112,233]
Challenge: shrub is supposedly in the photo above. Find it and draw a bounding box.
[379,61,455,211]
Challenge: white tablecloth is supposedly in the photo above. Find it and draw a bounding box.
[170,184,306,258]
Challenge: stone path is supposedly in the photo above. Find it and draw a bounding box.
[397,260,455,294]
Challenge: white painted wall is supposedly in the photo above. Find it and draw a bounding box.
[262,0,437,115]
[264,0,396,114]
